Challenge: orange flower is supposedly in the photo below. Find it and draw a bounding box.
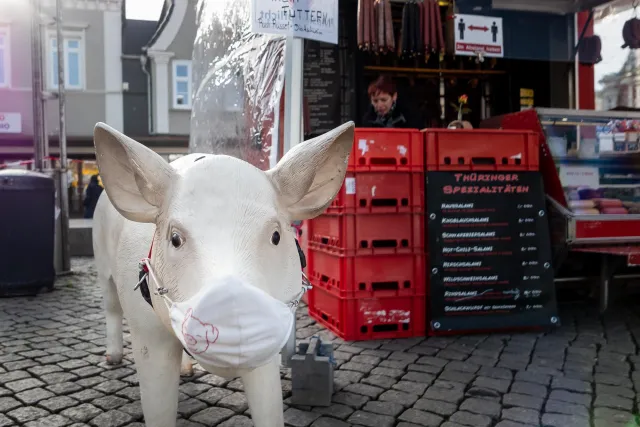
[458,94,468,105]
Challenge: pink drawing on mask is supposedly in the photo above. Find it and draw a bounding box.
[182,308,219,355]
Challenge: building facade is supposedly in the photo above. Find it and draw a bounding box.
[0,0,124,161]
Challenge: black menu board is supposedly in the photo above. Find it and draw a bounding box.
[426,171,560,332]
[303,40,341,136]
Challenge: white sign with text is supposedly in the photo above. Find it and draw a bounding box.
[251,0,339,45]
[559,165,600,189]
[454,14,504,58]
[0,113,22,134]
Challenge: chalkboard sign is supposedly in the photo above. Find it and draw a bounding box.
[303,39,341,136]
[426,171,560,332]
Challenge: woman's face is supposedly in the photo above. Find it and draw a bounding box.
[371,91,397,116]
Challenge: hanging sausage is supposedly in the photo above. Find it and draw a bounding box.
[434,0,445,57]
[385,0,395,53]
[423,0,431,60]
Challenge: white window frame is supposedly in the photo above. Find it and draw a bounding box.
[172,59,192,110]
[47,30,86,91]
[0,25,11,88]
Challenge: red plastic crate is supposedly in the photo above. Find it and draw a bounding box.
[425,129,539,171]
[307,213,424,256]
[351,128,424,172]
[308,286,426,341]
[327,171,424,214]
[307,249,425,298]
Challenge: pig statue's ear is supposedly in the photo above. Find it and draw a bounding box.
[267,121,355,221]
[93,122,175,223]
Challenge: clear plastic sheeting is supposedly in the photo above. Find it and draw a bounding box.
[190,0,286,170]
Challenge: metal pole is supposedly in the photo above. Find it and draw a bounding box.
[56,0,71,273]
[30,0,45,171]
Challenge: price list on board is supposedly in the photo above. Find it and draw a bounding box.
[426,171,560,332]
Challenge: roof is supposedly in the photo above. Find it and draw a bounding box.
[144,0,174,51]
[122,19,159,55]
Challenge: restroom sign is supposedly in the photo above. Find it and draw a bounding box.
[454,14,504,58]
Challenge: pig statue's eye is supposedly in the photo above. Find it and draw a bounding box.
[271,231,281,246]
[170,232,184,248]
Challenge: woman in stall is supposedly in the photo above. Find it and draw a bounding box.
[362,75,421,129]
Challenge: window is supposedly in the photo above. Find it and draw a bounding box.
[0,25,10,88]
[172,60,192,109]
[48,32,85,90]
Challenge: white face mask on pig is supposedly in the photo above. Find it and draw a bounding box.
[141,259,310,370]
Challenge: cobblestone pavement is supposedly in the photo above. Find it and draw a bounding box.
[1,258,640,427]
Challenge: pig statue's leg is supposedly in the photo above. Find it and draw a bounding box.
[180,351,194,376]
[130,324,184,427]
[241,357,284,427]
[103,276,124,365]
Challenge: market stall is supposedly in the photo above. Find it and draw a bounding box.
[482,108,640,312]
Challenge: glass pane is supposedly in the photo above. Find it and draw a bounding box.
[67,52,79,86]
[176,65,188,78]
[177,81,188,93]
[51,37,57,48]
[0,52,4,84]
[67,39,79,49]
[52,51,58,86]
[0,34,4,47]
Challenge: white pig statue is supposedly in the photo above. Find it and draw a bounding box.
[91,121,355,427]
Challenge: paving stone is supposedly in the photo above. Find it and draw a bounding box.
[332,392,370,409]
[47,382,84,395]
[312,403,354,420]
[398,409,443,427]
[0,397,22,412]
[311,417,351,427]
[219,415,253,427]
[595,384,634,399]
[449,410,492,427]
[460,397,501,418]
[550,377,592,394]
[547,390,592,407]
[15,387,56,404]
[510,381,547,398]
[23,414,73,427]
[472,377,511,393]
[179,383,211,397]
[594,393,634,411]
[423,386,464,404]
[190,407,235,425]
[465,387,501,399]
[378,390,419,407]
[501,407,539,425]
[341,362,376,375]
[218,392,249,413]
[544,399,590,417]
[514,371,550,386]
[71,389,106,403]
[370,367,404,379]
[593,407,636,424]
[594,374,633,388]
[343,383,385,399]
[197,388,233,405]
[88,409,132,427]
[0,414,13,427]
[283,408,322,427]
[347,410,395,427]
[61,404,103,423]
[413,398,457,416]
[363,401,404,417]
[118,402,143,420]
[541,414,590,427]
[39,395,80,412]
[7,406,51,424]
[5,378,45,392]
[495,420,535,427]
[502,393,544,411]
[361,375,395,389]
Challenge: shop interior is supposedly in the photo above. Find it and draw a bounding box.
[310,0,580,134]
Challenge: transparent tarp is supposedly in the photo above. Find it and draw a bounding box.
[190,0,286,170]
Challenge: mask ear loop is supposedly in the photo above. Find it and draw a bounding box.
[143,259,173,307]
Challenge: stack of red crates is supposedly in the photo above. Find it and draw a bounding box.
[305,129,426,341]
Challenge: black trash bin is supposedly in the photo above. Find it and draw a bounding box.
[0,169,56,296]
